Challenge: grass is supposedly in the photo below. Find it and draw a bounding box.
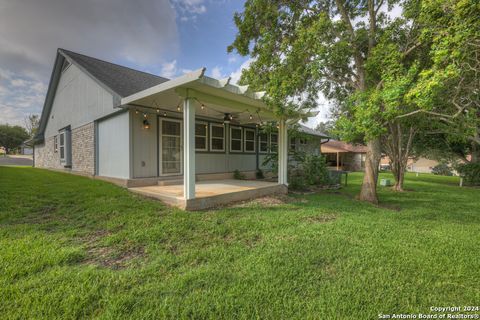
[0,167,479,319]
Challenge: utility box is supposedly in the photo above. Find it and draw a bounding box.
[380,179,392,186]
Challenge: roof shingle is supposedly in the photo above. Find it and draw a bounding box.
[59,49,169,97]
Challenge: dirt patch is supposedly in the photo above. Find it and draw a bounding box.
[304,214,337,223]
[230,194,307,208]
[81,230,145,269]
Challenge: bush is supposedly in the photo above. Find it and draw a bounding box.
[303,154,331,185]
[288,169,308,191]
[233,169,246,180]
[457,162,480,186]
[288,154,331,191]
[256,169,264,179]
[431,163,453,176]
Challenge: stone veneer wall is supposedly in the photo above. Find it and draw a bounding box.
[71,122,95,175]
[34,122,95,175]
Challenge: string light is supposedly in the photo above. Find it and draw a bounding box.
[143,113,147,118]
[249,114,253,120]
[201,104,205,110]
[177,105,181,112]
[135,109,139,114]
[156,109,160,113]
[163,111,167,117]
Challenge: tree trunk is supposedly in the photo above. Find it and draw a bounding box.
[391,159,406,192]
[471,132,480,163]
[359,138,382,204]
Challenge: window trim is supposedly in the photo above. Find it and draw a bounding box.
[290,137,296,151]
[59,131,66,162]
[195,121,208,151]
[259,132,269,154]
[270,133,278,153]
[243,128,256,153]
[229,126,243,153]
[54,135,58,153]
[209,123,225,152]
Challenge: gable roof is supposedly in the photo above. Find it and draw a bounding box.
[35,49,169,142]
[321,140,368,153]
[297,124,329,138]
[59,49,169,97]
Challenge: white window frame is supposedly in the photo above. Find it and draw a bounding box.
[230,126,243,153]
[209,123,225,152]
[270,133,278,153]
[259,132,269,153]
[195,121,208,151]
[290,137,296,151]
[243,128,256,153]
[54,135,58,153]
[59,131,66,162]
[159,118,183,176]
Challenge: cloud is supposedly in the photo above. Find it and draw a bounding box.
[171,0,207,22]
[0,0,179,125]
[211,66,223,79]
[161,60,178,78]
[229,59,253,84]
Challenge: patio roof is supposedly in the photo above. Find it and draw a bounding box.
[119,68,278,123]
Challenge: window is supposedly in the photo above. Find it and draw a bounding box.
[244,128,255,152]
[210,124,225,152]
[300,138,307,145]
[59,132,65,161]
[259,132,268,152]
[290,137,296,151]
[195,122,208,151]
[230,126,243,152]
[54,135,58,153]
[270,133,278,153]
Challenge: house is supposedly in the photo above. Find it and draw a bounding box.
[33,49,325,210]
[320,140,368,171]
[380,156,441,174]
[19,142,33,155]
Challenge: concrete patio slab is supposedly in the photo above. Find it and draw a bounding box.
[129,179,287,210]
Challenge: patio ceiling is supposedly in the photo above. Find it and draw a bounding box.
[119,68,278,124]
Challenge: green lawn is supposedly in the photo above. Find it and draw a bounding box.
[1,167,479,319]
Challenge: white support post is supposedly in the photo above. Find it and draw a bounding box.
[278,119,288,186]
[183,97,196,200]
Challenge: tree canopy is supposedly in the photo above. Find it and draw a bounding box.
[0,124,29,154]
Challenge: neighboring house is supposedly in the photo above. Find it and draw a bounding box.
[32,49,324,209]
[381,156,441,174]
[19,143,33,155]
[321,140,368,171]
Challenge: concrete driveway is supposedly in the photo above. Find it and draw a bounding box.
[0,155,33,166]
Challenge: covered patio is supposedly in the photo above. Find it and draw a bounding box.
[119,68,290,210]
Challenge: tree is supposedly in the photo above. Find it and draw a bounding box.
[24,114,39,139]
[316,121,339,140]
[0,124,29,154]
[229,0,424,203]
[406,0,480,163]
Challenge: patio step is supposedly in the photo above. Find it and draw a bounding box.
[158,179,183,186]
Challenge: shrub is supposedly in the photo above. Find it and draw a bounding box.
[457,162,480,186]
[233,169,246,180]
[288,154,331,191]
[288,168,308,191]
[431,163,453,176]
[256,169,264,179]
[303,154,331,185]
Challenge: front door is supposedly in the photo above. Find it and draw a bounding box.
[160,119,182,176]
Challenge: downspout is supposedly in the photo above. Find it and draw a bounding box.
[255,126,259,172]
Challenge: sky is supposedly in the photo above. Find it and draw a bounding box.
[0,0,331,129]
